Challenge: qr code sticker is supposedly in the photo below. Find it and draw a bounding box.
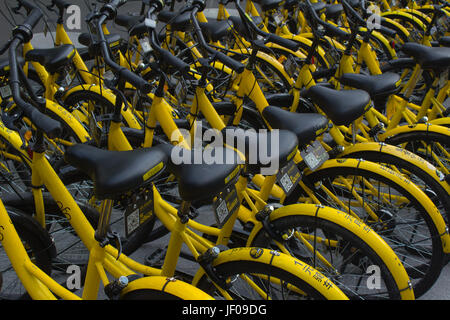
[280,173,293,193]
[0,86,11,98]
[304,152,320,169]
[126,210,139,235]
[216,200,229,224]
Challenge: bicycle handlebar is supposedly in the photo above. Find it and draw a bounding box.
[234,0,301,52]
[23,7,43,29]
[341,0,396,36]
[189,5,245,73]
[95,1,153,93]
[150,37,192,74]
[143,1,192,75]
[302,0,350,40]
[341,0,367,27]
[8,10,62,139]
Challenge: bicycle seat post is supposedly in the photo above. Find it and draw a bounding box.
[94,198,114,245]
[177,200,191,224]
[160,200,191,276]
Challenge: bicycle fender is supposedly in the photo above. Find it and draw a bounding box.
[380,17,410,42]
[380,123,450,141]
[429,118,450,127]
[306,158,450,253]
[380,11,428,32]
[246,203,415,300]
[371,30,397,59]
[45,99,90,143]
[120,276,214,300]
[397,8,433,24]
[63,84,142,130]
[191,247,349,300]
[265,42,307,58]
[338,142,450,195]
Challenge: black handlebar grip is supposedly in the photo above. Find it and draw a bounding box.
[265,34,300,52]
[214,51,245,73]
[160,49,191,75]
[118,67,152,94]
[100,0,128,19]
[323,23,350,40]
[21,103,62,139]
[23,8,43,29]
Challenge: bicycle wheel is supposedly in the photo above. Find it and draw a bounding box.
[0,206,54,299]
[2,195,98,281]
[193,247,348,300]
[249,208,408,299]
[285,159,444,298]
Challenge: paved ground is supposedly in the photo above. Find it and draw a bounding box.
[0,0,448,300]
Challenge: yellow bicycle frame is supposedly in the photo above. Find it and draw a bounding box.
[11,119,350,299]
